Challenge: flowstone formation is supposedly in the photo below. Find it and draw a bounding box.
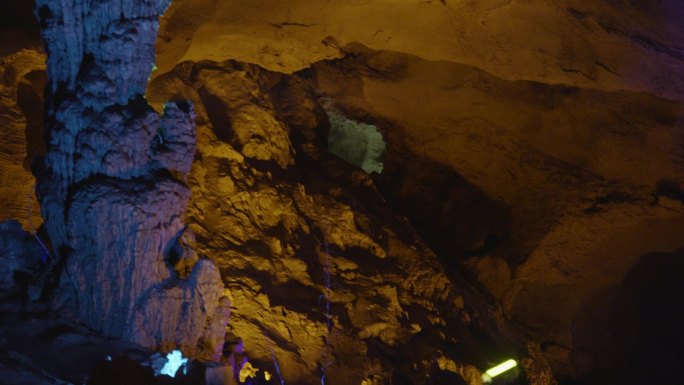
[34,0,228,358]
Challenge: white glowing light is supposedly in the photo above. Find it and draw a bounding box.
[482,359,517,382]
[160,350,188,377]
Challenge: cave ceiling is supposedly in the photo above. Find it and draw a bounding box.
[1,1,683,385]
[155,0,684,99]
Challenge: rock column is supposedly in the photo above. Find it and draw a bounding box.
[35,0,228,359]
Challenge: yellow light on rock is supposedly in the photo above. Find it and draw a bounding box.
[481,359,517,383]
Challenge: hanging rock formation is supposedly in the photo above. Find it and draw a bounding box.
[34,0,229,359]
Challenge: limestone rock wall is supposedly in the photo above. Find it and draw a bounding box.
[306,44,684,381]
[146,60,495,385]
[34,0,229,358]
[0,49,45,229]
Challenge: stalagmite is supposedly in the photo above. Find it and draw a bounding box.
[34,0,229,359]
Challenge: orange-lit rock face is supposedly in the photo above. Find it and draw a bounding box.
[306,44,684,380]
[0,50,45,230]
[146,61,471,384]
[155,0,684,100]
[148,1,684,381]
[143,47,684,382]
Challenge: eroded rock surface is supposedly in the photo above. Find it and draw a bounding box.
[146,60,495,385]
[33,0,229,358]
[306,44,684,379]
[0,49,45,229]
[155,0,684,100]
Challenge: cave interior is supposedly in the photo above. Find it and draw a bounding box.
[0,1,683,385]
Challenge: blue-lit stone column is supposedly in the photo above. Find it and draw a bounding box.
[35,0,228,359]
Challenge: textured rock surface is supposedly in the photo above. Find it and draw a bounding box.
[306,44,684,379]
[0,49,45,229]
[155,0,684,100]
[34,0,229,358]
[0,313,211,385]
[146,60,491,385]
